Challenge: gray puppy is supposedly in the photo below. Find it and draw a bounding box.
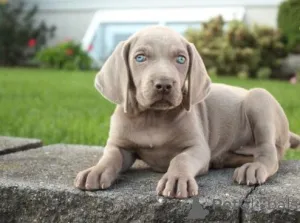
[75,26,300,199]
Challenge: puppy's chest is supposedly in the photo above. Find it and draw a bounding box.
[113,114,186,152]
[129,126,172,149]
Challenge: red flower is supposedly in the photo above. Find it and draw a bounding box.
[28,39,36,47]
[65,48,74,56]
[88,44,93,52]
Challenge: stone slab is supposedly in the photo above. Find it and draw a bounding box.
[241,160,300,223]
[0,144,255,223]
[0,136,42,155]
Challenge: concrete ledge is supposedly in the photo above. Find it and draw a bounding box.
[0,136,42,155]
[0,142,299,222]
[242,161,300,223]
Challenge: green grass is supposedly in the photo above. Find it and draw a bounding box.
[0,68,299,159]
[0,68,115,146]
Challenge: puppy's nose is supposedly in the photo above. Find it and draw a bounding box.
[154,79,173,94]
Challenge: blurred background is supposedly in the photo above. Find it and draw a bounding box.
[0,0,299,159]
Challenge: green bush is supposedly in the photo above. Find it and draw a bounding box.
[36,40,92,70]
[185,16,225,71]
[184,16,288,79]
[0,1,55,66]
[253,25,288,78]
[277,0,300,54]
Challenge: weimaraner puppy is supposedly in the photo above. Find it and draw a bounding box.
[75,25,300,198]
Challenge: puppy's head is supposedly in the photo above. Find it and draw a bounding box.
[95,26,211,113]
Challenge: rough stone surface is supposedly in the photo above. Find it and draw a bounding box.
[0,144,258,223]
[0,136,42,155]
[241,160,300,223]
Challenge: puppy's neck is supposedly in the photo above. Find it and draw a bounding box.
[119,104,187,121]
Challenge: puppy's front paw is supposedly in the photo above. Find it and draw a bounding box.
[74,165,118,191]
[233,162,269,185]
[156,173,199,198]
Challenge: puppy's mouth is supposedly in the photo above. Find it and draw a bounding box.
[150,99,173,110]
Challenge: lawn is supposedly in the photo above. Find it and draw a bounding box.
[0,68,299,159]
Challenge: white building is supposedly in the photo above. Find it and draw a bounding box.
[22,0,284,65]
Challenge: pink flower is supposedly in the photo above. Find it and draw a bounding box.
[88,44,93,52]
[28,39,36,47]
[289,76,297,85]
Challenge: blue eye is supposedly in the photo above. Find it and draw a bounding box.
[135,54,146,62]
[176,55,186,64]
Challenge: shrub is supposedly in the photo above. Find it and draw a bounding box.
[35,40,92,70]
[219,21,260,78]
[185,16,225,71]
[277,0,300,54]
[253,25,288,78]
[184,16,288,79]
[0,1,55,66]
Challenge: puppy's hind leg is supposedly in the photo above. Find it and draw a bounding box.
[233,88,289,186]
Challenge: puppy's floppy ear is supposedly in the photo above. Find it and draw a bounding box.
[94,40,131,113]
[183,42,211,111]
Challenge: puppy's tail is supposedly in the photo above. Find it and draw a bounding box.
[289,131,300,149]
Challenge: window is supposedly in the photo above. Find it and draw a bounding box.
[89,22,157,62]
[165,22,203,34]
